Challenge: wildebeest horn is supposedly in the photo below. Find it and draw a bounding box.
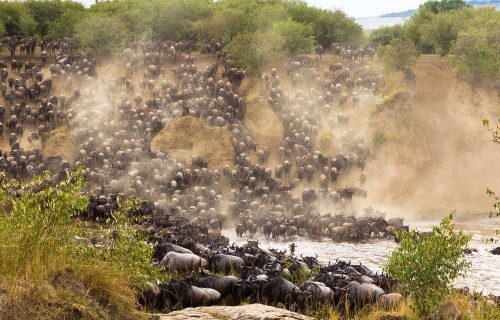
[300,253,304,258]
[315,253,318,258]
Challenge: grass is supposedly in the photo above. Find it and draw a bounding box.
[0,170,162,320]
[306,293,500,320]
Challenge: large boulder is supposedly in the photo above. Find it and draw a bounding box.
[161,304,311,320]
[42,129,76,163]
[151,116,233,168]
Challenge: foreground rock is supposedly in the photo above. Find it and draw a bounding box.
[161,304,311,320]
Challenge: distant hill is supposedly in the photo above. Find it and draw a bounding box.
[381,0,499,17]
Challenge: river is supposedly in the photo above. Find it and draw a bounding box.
[222,217,500,295]
[355,16,408,30]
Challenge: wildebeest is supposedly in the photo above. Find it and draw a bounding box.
[158,251,208,273]
[261,276,311,310]
[159,281,221,309]
[210,253,245,275]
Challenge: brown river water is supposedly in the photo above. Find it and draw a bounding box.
[222,217,500,295]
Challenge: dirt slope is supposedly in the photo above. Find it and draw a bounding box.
[365,55,500,219]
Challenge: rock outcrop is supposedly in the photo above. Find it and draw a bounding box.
[160,304,311,320]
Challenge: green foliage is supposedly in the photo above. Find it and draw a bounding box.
[75,14,126,55]
[0,2,36,36]
[0,21,5,37]
[24,0,85,37]
[226,30,284,70]
[421,11,463,55]
[74,198,169,286]
[0,0,363,66]
[47,10,84,40]
[391,3,499,80]
[314,9,363,47]
[381,39,419,72]
[0,169,89,281]
[272,19,314,56]
[368,25,403,46]
[421,0,469,14]
[0,169,164,317]
[449,8,500,81]
[384,213,471,316]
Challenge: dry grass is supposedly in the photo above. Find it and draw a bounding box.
[306,293,500,320]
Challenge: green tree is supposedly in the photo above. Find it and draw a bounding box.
[194,7,249,42]
[381,38,419,73]
[368,25,404,46]
[227,30,284,70]
[421,11,463,55]
[24,0,85,37]
[75,14,126,55]
[385,213,471,316]
[273,19,314,56]
[315,9,363,47]
[421,0,469,14]
[0,2,35,36]
[403,6,436,53]
[449,8,500,81]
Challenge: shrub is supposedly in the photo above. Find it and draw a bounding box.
[75,14,126,55]
[226,30,284,70]
[421,0,469,14]
[0,169,163,318]
[368,25,404,46]
[381,39,419,73]
[449,8,500,82]
[384,213,471,316]
[272,19,315,56]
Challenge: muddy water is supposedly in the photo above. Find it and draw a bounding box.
[222,217,500,295]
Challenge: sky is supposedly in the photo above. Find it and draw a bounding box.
[78,0,428,18]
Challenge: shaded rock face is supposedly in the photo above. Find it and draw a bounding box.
[161,304,312,320]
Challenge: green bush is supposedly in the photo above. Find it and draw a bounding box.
[0,169,164,318]
[368,25,403,46]
[384,213,471,316]
[381,38,419,73]
[75,14,126,55]
[47,10,84,40]
[421,0,468,14]
[420,11,463,55]
[273,19,314,56]
[226,30,285,69]
[25,0,85,37]
[449,8,500,81]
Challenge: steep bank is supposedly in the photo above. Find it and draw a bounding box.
[365,55,500,219]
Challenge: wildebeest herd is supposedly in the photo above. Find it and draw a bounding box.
[0,35,407,313]
[143,237,402,313]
